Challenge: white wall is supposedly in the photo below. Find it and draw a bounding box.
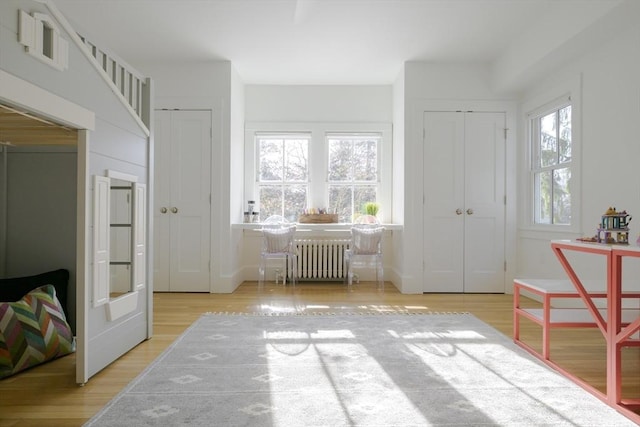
[137,60,242,292]
[405,63,500,100]
[245,85,392,123]
[391,67,405,287]
[5,148,77,327]
[242,84,395,283]
[516,16,640,287]
[20,0,633,299]
[400,62,518,294]
[137,62,232,110]
[492,0,634,94]
[227,66,245,290]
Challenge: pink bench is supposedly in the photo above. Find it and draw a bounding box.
[513,278,640,361]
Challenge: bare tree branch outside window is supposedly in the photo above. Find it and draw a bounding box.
[328,134,380,222]
[533,105,571,225]
[257,135,309,222]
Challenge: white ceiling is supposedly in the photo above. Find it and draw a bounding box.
[52,0,622,85]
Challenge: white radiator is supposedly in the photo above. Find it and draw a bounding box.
[293,238,350,281]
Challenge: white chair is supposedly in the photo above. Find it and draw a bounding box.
[258,218,297,290]
[345,225,384,290]
[262,215,289,228]
[354,214,380,226]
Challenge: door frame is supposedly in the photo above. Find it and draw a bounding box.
[0,71,96,383]
[410,99,517,294]
[153,109,213,292]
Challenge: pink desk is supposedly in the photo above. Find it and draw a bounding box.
[551,240,640,422]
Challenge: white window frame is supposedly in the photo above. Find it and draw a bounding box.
[254,132,311,220]
[245,122,392,223]
[522,77,581,233]
[326,132,382,222]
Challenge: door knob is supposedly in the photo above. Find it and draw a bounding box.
[455,208,463,215]
[466,208,474,215]
[160,207,167,214]
[171,207,179,214]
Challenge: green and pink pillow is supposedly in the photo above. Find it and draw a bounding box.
[0,285,74,379]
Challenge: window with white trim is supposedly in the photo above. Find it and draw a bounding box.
[256,134,309,222]
[531,102,572,225]
[246,123,391,223]
[328,133,380,222]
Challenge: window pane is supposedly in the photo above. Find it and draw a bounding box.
[354,186,377,216]
[257,135,310,221]
[284,139,308,181]
[329,137,379,182]
[534,171,552,224]
[539,112,557,168]
[532,102,572,226]
[259,139,283,181]
[553,168,571,225]
[328,139,352,181]
[329,185,352,223]
[353,139,378,181]
[329,185,377,223]
[558,106,571,164]
[283,185,307,222]
[255,130,383,224]
[259,186,282,219]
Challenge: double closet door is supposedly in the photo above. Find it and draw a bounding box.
[154,110,211,292]
[423,111,505,293]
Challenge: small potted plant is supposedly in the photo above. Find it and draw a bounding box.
[363,202,379,217]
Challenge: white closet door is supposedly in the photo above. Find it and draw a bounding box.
[423,112,465,292]
[463,112,505,293]
[153,112,172,291]
[154,110,211,292]
[423,111,505,293]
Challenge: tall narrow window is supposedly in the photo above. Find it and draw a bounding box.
[257,134,309,221]
[327,134,380,222]
[531,104,572,225]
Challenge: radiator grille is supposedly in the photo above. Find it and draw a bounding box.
[294,239,350,281]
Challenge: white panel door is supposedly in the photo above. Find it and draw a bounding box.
[423,112,465,292]
[463,112,505,293]
[154,112,172,291]
[423,111,505,293]
[154,110,211,292]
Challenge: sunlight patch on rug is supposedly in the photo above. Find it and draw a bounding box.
[84,313,636,426]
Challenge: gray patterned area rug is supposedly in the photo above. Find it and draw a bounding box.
[84,313,636,426]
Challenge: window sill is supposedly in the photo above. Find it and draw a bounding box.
[231,222,403,231]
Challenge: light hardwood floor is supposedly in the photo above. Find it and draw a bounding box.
[0,282,638,426]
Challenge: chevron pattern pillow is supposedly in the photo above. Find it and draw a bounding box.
[0,284,75,379]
